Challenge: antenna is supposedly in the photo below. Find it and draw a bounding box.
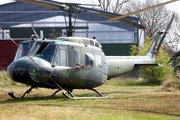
[40,30,44,39]
[32,27,39,39]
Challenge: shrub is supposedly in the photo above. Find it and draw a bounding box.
[162,77,180,91]
[131,36,173,85]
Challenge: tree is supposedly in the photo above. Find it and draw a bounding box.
[122,0,171,37]
[98,0,130,13]
[165,14,180,53]
[49,28,62,39]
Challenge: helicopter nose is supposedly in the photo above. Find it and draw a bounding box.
[7,56,52,84]
[29,67,52,83]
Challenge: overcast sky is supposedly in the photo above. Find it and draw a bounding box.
[0,0,179,13]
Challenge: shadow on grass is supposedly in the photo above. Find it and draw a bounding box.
[36,98,180,117]
[107,79,160,87]
[0,95,68,104]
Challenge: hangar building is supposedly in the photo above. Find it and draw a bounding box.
[0,1,144,69]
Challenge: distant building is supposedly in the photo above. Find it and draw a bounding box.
[0,2,144,69]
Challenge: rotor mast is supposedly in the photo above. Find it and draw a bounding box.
[68,10,73,37]
[66,4,75,37]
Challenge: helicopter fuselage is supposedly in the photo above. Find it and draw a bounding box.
[7,28,170,91]
[8,37,108,90]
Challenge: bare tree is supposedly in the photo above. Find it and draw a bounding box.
[165,14,180,53]
[122,0,180,60]
[98,0,180,55]
[98,0,130,13]
[121,0,171,37]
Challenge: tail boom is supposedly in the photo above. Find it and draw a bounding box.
[106,56,157,79]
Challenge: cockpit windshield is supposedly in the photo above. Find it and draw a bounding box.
[36,44,56,63]
[14,40,34,61]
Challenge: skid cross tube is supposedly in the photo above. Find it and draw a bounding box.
[62,88,109,100]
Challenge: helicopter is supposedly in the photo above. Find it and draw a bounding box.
[6,0,176,99]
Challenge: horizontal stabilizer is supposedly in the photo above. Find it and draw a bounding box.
[134,63,159,70]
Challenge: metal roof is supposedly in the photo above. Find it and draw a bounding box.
[0,1,140,30]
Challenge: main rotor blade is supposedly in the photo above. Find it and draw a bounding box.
[88,10,145,29]
[108,0,178,21]
[82,7,145,29]
[14,0,145,29]
[49,0,99,7]
[15,0,68,10]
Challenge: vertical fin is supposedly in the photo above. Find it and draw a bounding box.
[146,12,175,58]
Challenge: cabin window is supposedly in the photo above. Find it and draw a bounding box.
[90,40,94,46]
[54,46,67,66]
[85,53,94,67]
[74,50,80,66]
[95,42,99,47]
[95,55,101,68]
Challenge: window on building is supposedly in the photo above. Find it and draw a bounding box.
[0,29,10,39]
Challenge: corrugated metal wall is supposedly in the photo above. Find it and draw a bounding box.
[0,2,142,70]
[102,43,137,56]
[0,40,23,69]
[9,27,62,38]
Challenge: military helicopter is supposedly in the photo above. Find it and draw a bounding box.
[6,0,176,99]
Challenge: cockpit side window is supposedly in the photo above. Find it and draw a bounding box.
[36,44,56,63]
[85,53,94,67]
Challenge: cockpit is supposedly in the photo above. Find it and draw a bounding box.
[35,44,56,63]
[14,39,68,66]
[14,40,56,63]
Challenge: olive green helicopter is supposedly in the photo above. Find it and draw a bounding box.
[6,0,176,99]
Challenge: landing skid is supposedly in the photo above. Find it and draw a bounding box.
[21,86,35,98]
[8,87,109,99]
[8,86,35,99]
[51,89,62,97]
[62,88,109,100]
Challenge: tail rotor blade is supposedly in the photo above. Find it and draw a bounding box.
[156,12,175,51]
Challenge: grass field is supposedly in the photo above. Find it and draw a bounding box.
[0,79,180,120]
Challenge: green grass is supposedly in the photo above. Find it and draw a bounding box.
[107,79,157,86]
[0,71,180,119]
[0,70,16,86]
[0,79,180,120]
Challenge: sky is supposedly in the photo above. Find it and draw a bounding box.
[0,0,179,13]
